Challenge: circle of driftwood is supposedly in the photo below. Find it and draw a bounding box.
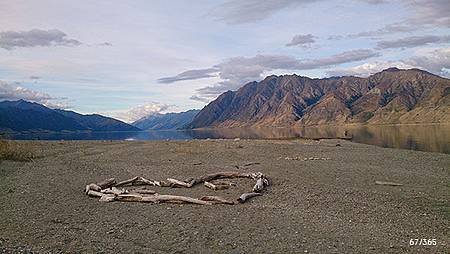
[85,171,270,205]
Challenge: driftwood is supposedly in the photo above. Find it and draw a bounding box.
[204,181,230,191]
[96,178,116,189]
[375,181,403,186]
[200,196,235,205]
[129,188,156,195]
[238,192,262,203]
[184,171,255,186]
[253,177,269,192]
[166,178,193,188]
[115,176,158,187]
[85,183,101,194]
[85,171,270,205]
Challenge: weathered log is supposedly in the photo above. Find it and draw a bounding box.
[143,195,212,205]
[210,180,236,186]
[87,190,104,198]
[96,178,116,189]
[99,194,116,202]
[101,187,127,195]
[85,183,101,194]
[200,196,235,205]
[184,171,257,186]
[115,193,144,202]
[166,178,193,188]
[375,181,403,186]
[115,176,158,187]
[204,181,229,191]
[114,176,139,187]
[237,192,262,203]
[129,188,156,195]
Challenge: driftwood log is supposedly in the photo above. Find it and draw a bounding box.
[85,171,270,205]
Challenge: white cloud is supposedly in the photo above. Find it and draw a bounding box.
[0,80,69,108]
[326,47,450,77]
[108,102,173,123]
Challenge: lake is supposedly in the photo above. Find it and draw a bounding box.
[6,124,450,154]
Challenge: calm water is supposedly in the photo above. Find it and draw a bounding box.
[7,124,450,154]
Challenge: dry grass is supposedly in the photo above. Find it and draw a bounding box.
[0,138,35,162]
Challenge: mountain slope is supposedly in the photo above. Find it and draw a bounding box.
[187,68,450,128]
[0,100,140,132]
[132,109,200,130]
[56,109,140,131]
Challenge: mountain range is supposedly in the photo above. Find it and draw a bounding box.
[0,100,139,132]
[132,109,199,130]
[187,68,450,128]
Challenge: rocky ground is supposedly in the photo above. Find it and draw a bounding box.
[0,139,449,253]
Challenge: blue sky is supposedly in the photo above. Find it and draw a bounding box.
[0,0,449,122]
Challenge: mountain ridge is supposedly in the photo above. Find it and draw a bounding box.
[132,109,200,130]
[186,68,450,128]
[0,100,140,132]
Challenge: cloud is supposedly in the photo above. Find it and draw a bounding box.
[189,95,211,103]
[407,0,450,28]
[376,35,450,49]
[286,34,316,47]
[163,49,379,98]
[0,29,82,50]
[210,0,322,24]
[326,47,450,77]
[331,0,450,40]
[0,80,68,108]
[326,61,415,77]
[110,102,172,123]
[157,68,218,84]
[405,47,450,76]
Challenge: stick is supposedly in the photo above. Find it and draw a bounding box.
[237,192,262,203]
[85,183,101,194]
[96,178,116,189]
[115,176,158,187]
[87,190,104,198]
[204,181,229,191]
[200,196,235,205]
[166,178,193,188]
[101,187,127,195]
[184,171,257,186]
[375,181,403,186]
[129,188,156,195]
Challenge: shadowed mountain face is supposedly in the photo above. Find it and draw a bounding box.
[0,100,140,132]
[187,68,450,128]
[132,109,200,130]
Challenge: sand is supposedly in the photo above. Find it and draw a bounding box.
[0,139,449,253]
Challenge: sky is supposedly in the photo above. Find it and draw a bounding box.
[0,0,449,122]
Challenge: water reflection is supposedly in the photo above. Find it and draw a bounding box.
[7,124,450,154]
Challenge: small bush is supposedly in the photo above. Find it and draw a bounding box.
[0,139,35,162]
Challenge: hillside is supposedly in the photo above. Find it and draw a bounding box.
[187,68,450,128]
[0,100,140,132]
[132,109,199,130]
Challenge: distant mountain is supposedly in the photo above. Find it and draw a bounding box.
[0,100,140,132]
[133,109,200,130]
[186,68,450,128]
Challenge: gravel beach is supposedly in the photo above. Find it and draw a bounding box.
[1,139,449,253]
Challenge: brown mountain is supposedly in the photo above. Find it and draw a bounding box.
[186,68,450,128]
